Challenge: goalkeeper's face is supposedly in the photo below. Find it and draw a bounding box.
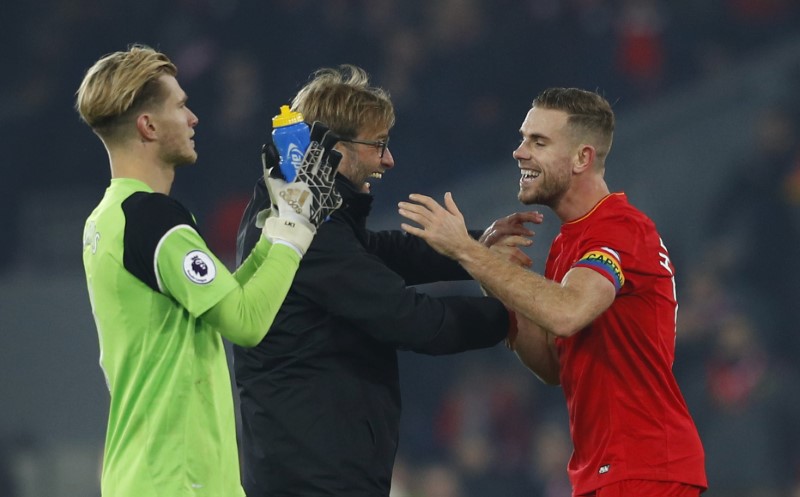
[151,75,199,168]
[337,127,394,193]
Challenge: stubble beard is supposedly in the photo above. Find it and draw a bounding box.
[517,175,567,207]
[162,142,198,168]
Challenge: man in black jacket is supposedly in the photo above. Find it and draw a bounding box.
[234,65,535,496]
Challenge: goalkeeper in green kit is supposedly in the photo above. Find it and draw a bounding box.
[76,44,342,497]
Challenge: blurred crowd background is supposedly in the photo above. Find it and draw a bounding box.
[2,0,800,496]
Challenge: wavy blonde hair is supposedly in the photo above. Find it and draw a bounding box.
[75,44,177,140]
[291,65,395,139]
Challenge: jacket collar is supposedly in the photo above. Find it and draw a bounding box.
[336,175,373,218]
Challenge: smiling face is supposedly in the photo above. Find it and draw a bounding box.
[150,75,199,167]
[513,106,577,207]
[337,126,394,193]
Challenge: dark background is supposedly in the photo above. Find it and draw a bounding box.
[2,1,800,495]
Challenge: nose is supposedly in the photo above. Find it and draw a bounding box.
[512,142,526,160]
[189,108,199,127]
[381,147,395,169]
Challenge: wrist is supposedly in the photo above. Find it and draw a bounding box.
[456,237,488,266]
[278,209,315,233]
[262,216,315,256]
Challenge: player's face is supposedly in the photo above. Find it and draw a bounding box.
[513,106,575,207]
[152,75,199,167]
[336,126,394,193]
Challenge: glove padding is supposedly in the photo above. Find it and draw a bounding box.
[260,121,343,255]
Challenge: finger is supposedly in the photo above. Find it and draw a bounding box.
[398,200,445,226]
[398,205,431,228]
[325,150,342,180]
[489,245,532,267]
[486,224,534,240]
[510,249,533,268]
[443,192,463,219]
[400,222,426,238]
[501,235,533,248]
[482,228,533,248]
[511,211,545,224]
[407,193,445,213]
[398,201,433,218]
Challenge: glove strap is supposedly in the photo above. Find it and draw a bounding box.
[262,216,315,256]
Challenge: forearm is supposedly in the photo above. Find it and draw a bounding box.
[232,234,272,284]
[409,297,510,355]
[368,230,480,284]
[454,239,585,337]
[511,315,560,385]
[203,239,300,347]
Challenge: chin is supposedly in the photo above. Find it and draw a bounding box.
[175,154,198,167]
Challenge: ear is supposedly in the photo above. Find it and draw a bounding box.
[135,113,158,141]
[573,144,596,174]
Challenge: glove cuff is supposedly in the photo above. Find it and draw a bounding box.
[262,216,316,256]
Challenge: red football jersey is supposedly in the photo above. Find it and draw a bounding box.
[547,193,706,495]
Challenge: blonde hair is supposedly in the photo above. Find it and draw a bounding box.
[75,44,177,140]
[291,65,395,139]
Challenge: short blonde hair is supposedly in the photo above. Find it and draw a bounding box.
[291,65,395,139]
[75,44,177,139]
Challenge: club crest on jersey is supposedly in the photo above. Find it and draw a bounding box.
[183,250,216,284]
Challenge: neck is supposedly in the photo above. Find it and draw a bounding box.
[553,176,610,224]
[107,145,175,195]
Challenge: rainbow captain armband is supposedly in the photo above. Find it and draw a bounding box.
[574,247,625,292]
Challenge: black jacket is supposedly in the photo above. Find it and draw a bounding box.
[233,176,510,496]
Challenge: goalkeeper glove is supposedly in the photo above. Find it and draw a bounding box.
[260,122,343,255]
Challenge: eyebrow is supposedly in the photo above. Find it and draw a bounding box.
[521,131,550,142]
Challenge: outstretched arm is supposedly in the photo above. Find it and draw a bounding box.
[202,237,301,347]
[398,192,615,338]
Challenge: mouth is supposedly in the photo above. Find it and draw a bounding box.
[369,172,383,180]
[520,169,540,184]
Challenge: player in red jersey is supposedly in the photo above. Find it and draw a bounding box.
[398,87,707,496]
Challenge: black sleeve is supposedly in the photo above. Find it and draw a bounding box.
[295,223,509,354]
[364,229,484,285]
[405,296,510,355]
[236,177,269,268]
[122,192,199,292]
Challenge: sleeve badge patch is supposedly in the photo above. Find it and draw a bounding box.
[183,250,216,284]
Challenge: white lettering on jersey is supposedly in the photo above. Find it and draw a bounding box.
[83,221,101,254]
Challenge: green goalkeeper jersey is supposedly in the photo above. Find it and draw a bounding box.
[82,178,296,497]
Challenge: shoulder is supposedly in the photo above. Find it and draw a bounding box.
[122,192,198,240]
[589,194,655,237]
[122,191,194,222]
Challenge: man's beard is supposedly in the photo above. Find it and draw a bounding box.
[165,148,197,168]
[518,181,565,207]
